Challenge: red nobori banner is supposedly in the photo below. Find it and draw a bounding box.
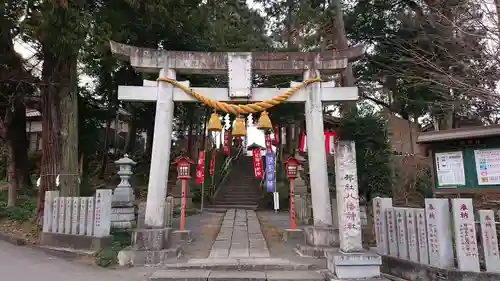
[223,131,231,155]
[273,125,279,145]
[195,151,205,184]
[265,133,273,153]
[209,151,215,177]
[252,147,264,178]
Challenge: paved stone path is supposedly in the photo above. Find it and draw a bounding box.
[0,240,154,281]
[209,209,270,258]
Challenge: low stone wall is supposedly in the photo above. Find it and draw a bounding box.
[40,189,113,250]
[382,255,500,281]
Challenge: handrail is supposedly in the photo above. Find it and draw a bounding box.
[211,144,245,200]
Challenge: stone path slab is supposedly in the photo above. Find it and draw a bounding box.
[149,270,326,281]
[209,209,270,258]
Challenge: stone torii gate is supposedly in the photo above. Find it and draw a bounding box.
[110,41,363,246]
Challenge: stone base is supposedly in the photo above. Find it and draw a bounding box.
[132,228,173,250]
[326,250,382,279]
[295,244,336,258]
[380,254,500,281]
[172,230,192,243]
[282,228,304,241]
[111,221,136,229]
[294,226,339,258]
[117,245,182,266]
[40,232,112,251]
[303,226,339,247]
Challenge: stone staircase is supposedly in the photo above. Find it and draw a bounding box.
[207,156,262,211]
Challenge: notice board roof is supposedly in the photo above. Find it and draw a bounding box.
[417,125,500,144]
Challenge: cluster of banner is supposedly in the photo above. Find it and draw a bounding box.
[195,150,217,185]
[195,128,336,185]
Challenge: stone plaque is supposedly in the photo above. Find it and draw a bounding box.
[78,198,88,235]
[406,208,419,262]
[71,197,80,235]
[425,198,454,268]
[479,210,500,273]
[43,191,59,233]
[395,208,409,259]
[335,141,362,252]
[373,197,393,255]
[386,208,399,256]
[58,197,66,234]
[451,199,480,272]
[51,197,59,233]
[86,197,95,236]
[93,189,112,237]
[64,197,73,234]
[415,208,429,264]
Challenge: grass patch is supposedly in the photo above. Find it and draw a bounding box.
[0,190,36,222]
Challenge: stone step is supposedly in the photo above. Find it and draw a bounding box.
[156,258,324,271]
[206,204,258,210]
[214,201,260,206]
[149,270,326,281]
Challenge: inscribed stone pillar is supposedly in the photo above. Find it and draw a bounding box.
[86,197,95,236]
[372,197,393,255]
[78,198,88,235]
[395,208,409,259]
[479,210,500,273]
[425,198,454,268]
[71,197,80,235]
[51,197,60,233]
[94,189,112,237]
[43,191,59,233]
[58,197,66,234]
[415,208,429,264]
[335,141,362,252]
[303,69,332,226]
[451,198,480,272]
[405,208,419,262]
[144,68,176,228]
[386,208,399,257]
[64,197,73,234]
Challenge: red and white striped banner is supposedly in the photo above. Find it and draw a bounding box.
[195,151,205,184]
[223,131,231,155]
[299,131,336,155]
[252,147,264,178]
[264,133,273,153]
[209,151,215,177]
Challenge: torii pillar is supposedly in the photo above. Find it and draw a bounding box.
[110,41,364,252]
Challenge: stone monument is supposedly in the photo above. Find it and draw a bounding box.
[325,141,382,279]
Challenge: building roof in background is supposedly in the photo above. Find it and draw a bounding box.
[26,109,41,118]
[417,125,500,143]
[26,107,131,119]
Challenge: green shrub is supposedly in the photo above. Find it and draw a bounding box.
[0,191,36,222]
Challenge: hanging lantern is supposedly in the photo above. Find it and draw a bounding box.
[207,112,223,132]
[232,116,247,137]
[257,111,273,131]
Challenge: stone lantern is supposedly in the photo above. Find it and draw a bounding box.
[111,154,137,229]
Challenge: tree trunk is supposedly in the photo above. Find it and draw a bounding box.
[37,51,62,220]
[12,100,31,190]
[6,136,16,207]
[99,120,111,178]
[59,55,79,197]
[145,104,155,156]
[332,0,357,115]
